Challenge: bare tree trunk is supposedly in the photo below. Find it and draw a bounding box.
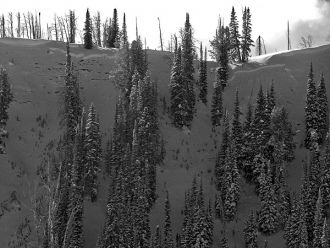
[8,12,13,37]
[27,12,32,39]
[287,20,291,50]
[23,13,29,39]
[38,12,41,39]
[16,12,21,38]
[57,16,64,41]
[54,14,58,41]
[93,11,101,47]
[102,18,108,48]
[157,17,163,51]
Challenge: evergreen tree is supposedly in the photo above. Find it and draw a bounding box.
[181,13,196,127]
[198,44,208,104]
[253,85,268,155]
[219,35,229,88]
[109,8,119,48]
[220,222,229,248]
[321,134,330,208]
[314,189,324,248]
[243,210,258,248]
[241,7,254,62]
[85,103,102,202]
[83,8,93,49]
[155,225,162,248]
[169,39,184,128]
[316,72,328,144]
[229,7,241,62]
[211,72,223,127]
[164,191,174,248]
[258,166,278,235]
[53,165,70,247]
[305,62,317,148]
[321,218,329,248]
[232,88,243,168]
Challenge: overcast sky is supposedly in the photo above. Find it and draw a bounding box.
[2,0,330,58]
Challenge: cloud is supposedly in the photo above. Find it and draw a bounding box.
[290,0,330,47]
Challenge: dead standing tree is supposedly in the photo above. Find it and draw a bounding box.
[157,17,163,51]
[298,35,315,48]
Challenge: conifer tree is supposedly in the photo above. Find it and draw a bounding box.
[314,189,324,248]
[83,8,93,49]
[316,72,328,144]
[229,7,241,62]
[164,191,174,248]
[321,134,330,207]
[219,37,229,88]
[181,13,196,127]
[232,88,243,167]
[241,7,254,62]
[301,159,315,241]
[253,84,268,155]
[211,72,223,127]
[85,103,102,202]
[305,62,317,147]
[258,166,278,235]
[109,8,119,48]
[155,225,162,248]
[243,210,258,248]
[220,222,229,248]
[198,44,208,104]
[169,38,184,128]
[321,218,329,248]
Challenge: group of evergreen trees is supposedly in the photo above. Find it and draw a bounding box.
[37,43,103,247]
[178,178,214,247]
[284,132,330,246]
[95,19,165,247]
[169,13,196,129]
[304,62,328,148]
[214,82,296,238]
[281,64,330,246]
[210,6,253,64]
[84,8,121,49]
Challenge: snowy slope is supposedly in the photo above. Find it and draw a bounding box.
[0,37,329,247]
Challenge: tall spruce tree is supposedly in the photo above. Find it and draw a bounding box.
[169,39,184,128]
[181,13,195,127]
[229,7,241,62]
[241,7,254,62]
[164,191,174,248]
[85,103,102,202]
[316,72,328,144]
[243,210,258,248]
[258,166,278,235]
[211,72,223,127]
[305,62,317,148]
[198,44,208,104]
[83,8,93,49]
[313,189,324,248]
[109,8,119,48]
[232,88,243,168]
[253,84,268,155]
